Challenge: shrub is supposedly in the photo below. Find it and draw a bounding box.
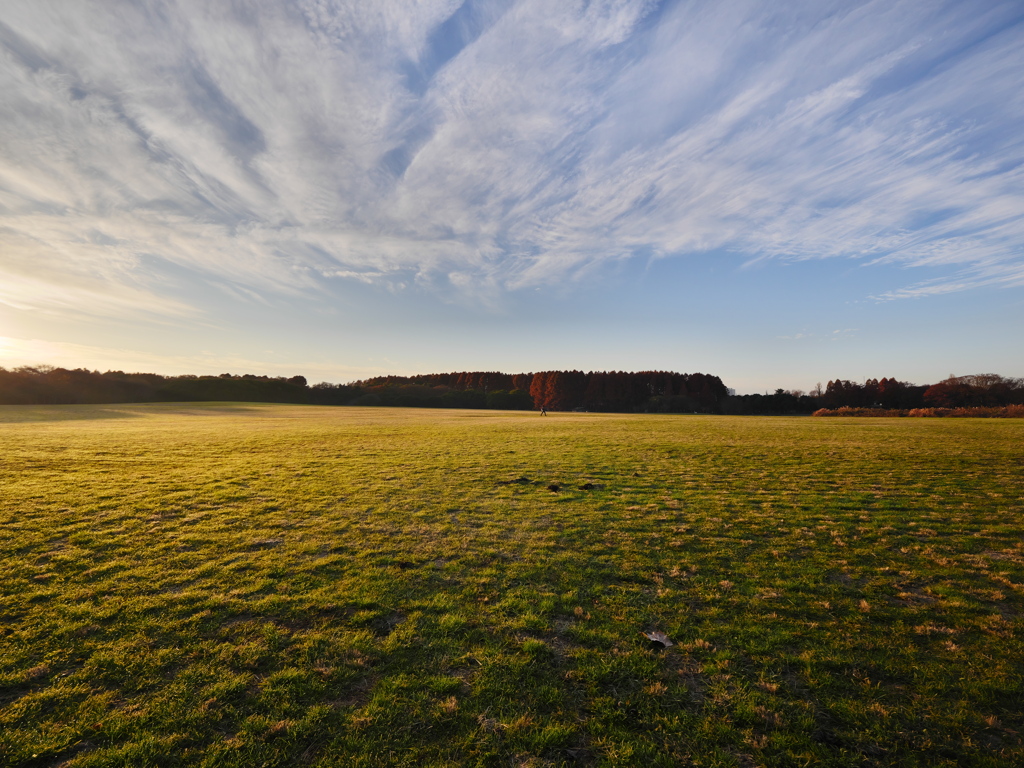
[814,405,1024,418]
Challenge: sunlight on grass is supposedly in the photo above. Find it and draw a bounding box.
[1,404,1022,766]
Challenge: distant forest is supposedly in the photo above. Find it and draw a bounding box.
[1,366,1022,415]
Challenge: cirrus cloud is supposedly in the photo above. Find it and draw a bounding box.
[1,0,1022,320]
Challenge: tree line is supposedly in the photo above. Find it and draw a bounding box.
[726,375,1024,415]
[1,366,1020,414]
[0,366,728,412]
[0,367,322,405]
[817,374,1024,411]
[350,370,729,412]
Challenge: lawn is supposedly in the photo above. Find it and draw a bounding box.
[1,404,1022,767]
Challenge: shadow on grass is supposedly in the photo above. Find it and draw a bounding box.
[0,402,267,423]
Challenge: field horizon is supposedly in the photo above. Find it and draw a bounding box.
[2,403,1022,767]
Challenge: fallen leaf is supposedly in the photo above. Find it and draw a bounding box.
[642,630,674,647]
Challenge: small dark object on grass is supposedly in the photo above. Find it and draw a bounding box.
[497,476,532,486]
[579,482,596,490]
[641,630,674,647]
[547,483,561,492]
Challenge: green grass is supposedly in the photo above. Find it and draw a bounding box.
[1,403,1022,767]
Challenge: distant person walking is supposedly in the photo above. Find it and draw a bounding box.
[540,407,547,416]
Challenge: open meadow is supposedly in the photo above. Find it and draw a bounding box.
[1,404,1022,767]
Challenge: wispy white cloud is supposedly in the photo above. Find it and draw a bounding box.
[1,0,1022,320]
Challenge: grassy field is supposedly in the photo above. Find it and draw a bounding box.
[1,404,1022,767]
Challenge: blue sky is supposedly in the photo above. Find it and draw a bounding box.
[1,0,1022,394]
